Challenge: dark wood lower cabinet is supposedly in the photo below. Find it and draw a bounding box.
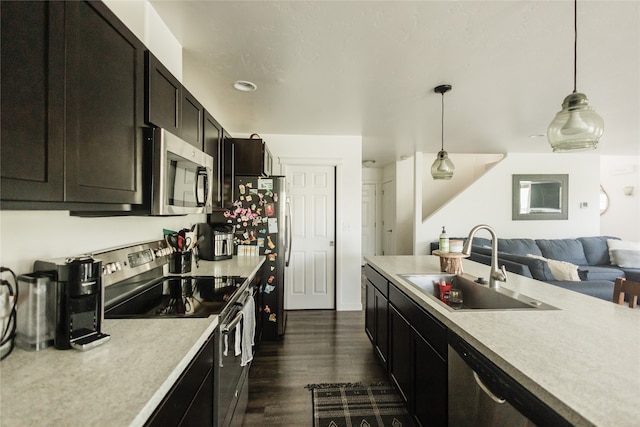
[389,304,447,427]
[365,280,389,367]
[145,333,215,427]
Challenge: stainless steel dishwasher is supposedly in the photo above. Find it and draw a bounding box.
[448,332,571,427]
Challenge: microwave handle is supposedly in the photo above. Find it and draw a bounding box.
[195,167,208,207]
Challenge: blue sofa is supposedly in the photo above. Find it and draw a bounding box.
[430,236,640,301]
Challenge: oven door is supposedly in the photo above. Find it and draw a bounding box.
[215,291,255,427]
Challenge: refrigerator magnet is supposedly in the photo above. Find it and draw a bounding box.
[268,218,278,233]
[239,184,246,194]
[264,305,271,313]
[269,314,277,322]
[258,179,273,190]
[265,203,275,216]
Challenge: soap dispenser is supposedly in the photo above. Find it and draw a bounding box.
[439,226,450,253]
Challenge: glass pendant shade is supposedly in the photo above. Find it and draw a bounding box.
[431,150,454,180]
[547,92,604,152]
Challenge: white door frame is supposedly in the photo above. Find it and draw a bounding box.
[280,157,343,309]
[361,179,381,262]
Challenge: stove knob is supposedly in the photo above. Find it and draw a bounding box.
[115,262,122,271]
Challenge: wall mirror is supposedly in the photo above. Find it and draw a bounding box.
[512,174,568,220]
[599,185,609,215]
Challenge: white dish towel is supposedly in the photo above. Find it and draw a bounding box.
[234,293,255,367]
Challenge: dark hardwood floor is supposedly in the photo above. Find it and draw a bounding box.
[241,309,387,426]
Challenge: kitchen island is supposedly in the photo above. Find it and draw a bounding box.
[0,256,264,427]
[365,255,640,427]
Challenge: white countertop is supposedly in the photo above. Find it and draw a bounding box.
[0,256,264,427]
[365,255,640,427]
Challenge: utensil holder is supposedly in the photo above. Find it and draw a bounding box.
[169,251,192,274]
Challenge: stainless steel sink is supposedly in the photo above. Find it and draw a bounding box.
[400,273,557,311]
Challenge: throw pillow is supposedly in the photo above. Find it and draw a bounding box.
[527,254,581,281]
[612,249,640,268]
[607,240,640,266]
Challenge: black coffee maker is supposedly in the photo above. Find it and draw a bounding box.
[34,255,110,350]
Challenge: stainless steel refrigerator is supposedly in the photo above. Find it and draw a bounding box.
[225,176,290,340]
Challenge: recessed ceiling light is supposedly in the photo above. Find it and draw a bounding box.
[233,80,257,92]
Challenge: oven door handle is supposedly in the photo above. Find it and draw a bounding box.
[221,311,244,334]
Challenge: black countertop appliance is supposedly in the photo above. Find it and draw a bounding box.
[34,256,110,351]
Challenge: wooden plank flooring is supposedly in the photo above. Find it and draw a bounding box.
[241,309,388,426]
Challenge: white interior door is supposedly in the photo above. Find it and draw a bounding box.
[382,180,395,255]
[361,183,376,264]
[285,165,336,309]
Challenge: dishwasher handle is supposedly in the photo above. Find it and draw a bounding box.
[473,371,506,404]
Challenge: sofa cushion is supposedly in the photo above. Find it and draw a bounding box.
[578,236,619,266]
[581,265,625,282]
[535,239,588,265]
[499,252,553,281]
[469,252,534,278]
[621,268,640,282]
[546,280,614,301]
[498,239,542,256]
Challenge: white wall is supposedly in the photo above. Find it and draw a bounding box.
[600,155,640,241]
[395,157,415,255]
[414,153,602,254]
[422,153,504,219]
[0,211,205,278]
[362,167,382,258]
[104,0,182,79]
[242,133,363,311]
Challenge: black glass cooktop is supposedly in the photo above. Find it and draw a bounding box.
[104,275,246,318]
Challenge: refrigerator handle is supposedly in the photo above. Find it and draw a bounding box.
[286,200,292,267]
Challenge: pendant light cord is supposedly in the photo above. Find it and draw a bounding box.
[440,92,445,151]
[573,0,577,93]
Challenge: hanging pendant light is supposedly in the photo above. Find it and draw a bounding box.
[431,84,454,180]
[547,0,604,152]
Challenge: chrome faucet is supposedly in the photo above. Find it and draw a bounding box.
[462,224,507,289]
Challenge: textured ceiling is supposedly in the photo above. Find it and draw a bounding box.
[148,0,640,166]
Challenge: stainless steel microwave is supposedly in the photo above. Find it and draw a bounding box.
[148,128,214,216]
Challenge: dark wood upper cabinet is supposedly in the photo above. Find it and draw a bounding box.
[203,110,222,206]
[1,1,145,208]
[1,1,65,202]
[64,1,145,205]
[221,130,235,208]
[145,51,180,136]
[181,88,204,149]
[233,137,273,176]
[145,51,204,149]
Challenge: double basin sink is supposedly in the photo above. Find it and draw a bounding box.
[400,273,557,312]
